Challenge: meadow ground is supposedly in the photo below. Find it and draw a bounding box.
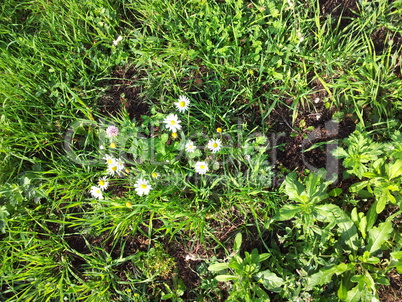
[1,0,402,301]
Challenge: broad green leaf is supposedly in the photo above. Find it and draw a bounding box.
[387,159,402,179]
[273,204,299,221]
[254,269,284,293]
[357,189,374,198]
[315,205,336,225]
[387,190,396,204]
[390,251,402,259]
[215,275,238,282]
[161,293,174,300]
[362,172,377,179]
[351,273,377,300]
[228,260,241,271]
[386,184,399,192]
[252,286,270,300]
[208,263,228,272]
[359,215,367,239]
[338,283,347,301]
[390,251,402,273]
[332,147,348,158]
[366,204,378,231]
[316,204,358,251]
[255,136,267,145]
[351,207,358,224]
[361,251,379,264]
[329,187,342,197]
[345,285,362,302]
[305,169,333,204]
[376,191,387,214]
[367,221,393,254]
[376,276,390,286]
[349,181,368,193]
[257,252,271,263]
[338,274,352,301]
[307,263,349,289]
[351,208,367,239]
[233,232,242,252]
[283,172,304,202]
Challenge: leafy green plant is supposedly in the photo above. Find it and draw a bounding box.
[269,168,402,301]
[332,130,383,179]
[307,210,397,302]
[273,169,337,236]
[208,233,283,302]
[333,129,402,214]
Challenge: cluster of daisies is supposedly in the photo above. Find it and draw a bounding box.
[90,95,223,200]
[163,96,222,175]
[90,125,153,200]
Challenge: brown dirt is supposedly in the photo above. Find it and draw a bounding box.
[320,0,358,24]
[98,65,149,120]
[269,105,356,174]
[267,75,356,179]
[378,270,402,302]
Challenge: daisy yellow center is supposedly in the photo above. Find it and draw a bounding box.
[152,172,158,178]
[141,184,147,189]
[213,143,218,148]
[99,180,105,186]
[170,120,176,125]
[179,101,185,107]
[172,132,178,138]
[200,165,205,169]
[96,189,101,194]
[107,159,113,164]
[112,166,117,171]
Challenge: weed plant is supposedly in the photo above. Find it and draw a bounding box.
[1,0,402,301]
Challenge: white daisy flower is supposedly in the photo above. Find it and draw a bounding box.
[107,164,119,176]
[104,154,115,166]
[185,140,196,153]
[174,95,190,113]
[195,161,209,175]
[107,158,124,176]
[207,139,222,153]
[98,177,109,191]
[90,186,103,200]
[134,178,152,196]
[115,158,125,170]
[163,114,182,132]
[106,125,119,138]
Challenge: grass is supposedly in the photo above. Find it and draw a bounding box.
[1,0,402,301]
